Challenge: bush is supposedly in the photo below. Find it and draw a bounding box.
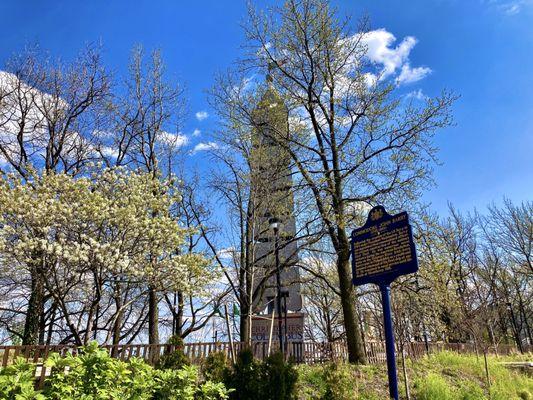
[42,341,229,400]
[261,352,298,400]
[224,349,263,400]
[154,364,230,400]
[44,341,154,399]
[158,335,191,370]
[223,349,298,400]
[202,352,228,383]
[0,357,44,400]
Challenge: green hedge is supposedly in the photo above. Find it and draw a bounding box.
[225,349,298,400]
[0,341,230,400]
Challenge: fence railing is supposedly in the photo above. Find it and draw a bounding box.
[0,340,530,388]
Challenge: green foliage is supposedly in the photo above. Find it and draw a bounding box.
[224,349,263,400]
[3,347,531,400]
[295,364,328,399]
[153,365,229,400]
[298,363,359,400]
[44,341,155,399]
[41,341,229,400]
[295,352,532,399]
[411,351,533,400]
[322,363,357,400]
[0,357,45,400]
[457,380,486,400]
[296,363,357,400]
[202,352,228,383]
[223,349,297,400]
[518,390,532,400]
[261,352,298,400]
[415,373,456,400]
[158,336,191,370]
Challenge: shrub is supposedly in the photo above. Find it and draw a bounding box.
[158,335,191,370]
[154,364,230,400]
[42,341,229,400]
[0,357,44,400]
[223,350,298,400]
[202,352,228,383]
[224,349,263,400]
[261,352,298,400]
[44,341,155,399]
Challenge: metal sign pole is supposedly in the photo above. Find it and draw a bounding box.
[380,283,399,400]
[351,206,418,400]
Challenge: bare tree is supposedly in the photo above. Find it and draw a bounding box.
[210,0,455,362]
[485,199,532,276]
[103,46,186,348]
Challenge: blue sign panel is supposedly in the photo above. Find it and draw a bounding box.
[351,206,418,287]
[350,206,419,400]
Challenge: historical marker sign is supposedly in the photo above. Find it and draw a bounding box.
[350,206,419,400]
[251,313,305,343]
[351,205,418,286]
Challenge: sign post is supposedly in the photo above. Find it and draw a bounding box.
[380,283,398,399]
[351,206,418,400]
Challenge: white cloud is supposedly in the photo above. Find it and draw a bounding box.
[363,73,378,87]
[359,29,432,85]
[396,63,432,84]
[505,3,521,13]
[486,0,531,15]
[362,29,417,78]
[405,89,428,101]
[192,129,201,137]
[100,146,120,158]
[195,111,209,121]
[191,141,219,154]
[217,247,236,260]
[157,131,188,148]
[0,70,70,164]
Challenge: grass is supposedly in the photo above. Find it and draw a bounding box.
[411,351,533,400]
[296,351,533,400]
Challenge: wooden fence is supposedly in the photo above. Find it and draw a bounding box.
[0,341,530,389]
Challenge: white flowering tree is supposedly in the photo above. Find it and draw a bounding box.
[0,168,213,345]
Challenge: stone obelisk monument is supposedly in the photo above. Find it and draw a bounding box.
[250,76,303,344]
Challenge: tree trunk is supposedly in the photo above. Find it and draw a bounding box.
[239,257,253,344]
[148,286,159,362]
[112,284,123,356]
[508,304,524,353]
[240,302,250,343]
[337,244,366,363]
[22,261,45,345]
[148,287,159,344]
[325,301,334,343]
[175,291,184,337]
[517,291,533,345]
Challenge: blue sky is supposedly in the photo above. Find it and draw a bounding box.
[0,0,531,215]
